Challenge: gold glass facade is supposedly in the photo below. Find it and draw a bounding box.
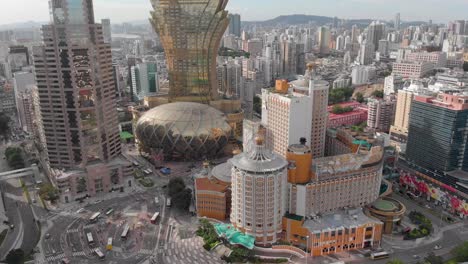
[150,0,230,104]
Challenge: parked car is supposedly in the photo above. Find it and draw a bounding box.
[434,245,442,250]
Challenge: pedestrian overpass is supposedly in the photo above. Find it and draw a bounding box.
[0,165,40,181]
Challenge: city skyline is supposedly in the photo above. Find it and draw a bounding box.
[1,0,468,26]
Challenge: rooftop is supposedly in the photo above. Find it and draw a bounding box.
[303,208,381,233]
[195,177,229,193]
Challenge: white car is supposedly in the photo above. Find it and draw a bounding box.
[434,245,442,250]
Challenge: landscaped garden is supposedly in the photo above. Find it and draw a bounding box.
[405,211,433,240]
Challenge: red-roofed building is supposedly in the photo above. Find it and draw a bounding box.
[328,102,368,128]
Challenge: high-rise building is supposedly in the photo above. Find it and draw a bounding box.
[454,20,466,35]
[101,18,112,44]
[262,80,313,157]
[358,40,375,65]
[389,89,415,142]
[367,21,386,52]
[394,13,400,30]
[317,26,331,54]
[131,62,159,101]
[279,39,297,76]
[9,45,30,72]
[296,80,329,158]
[216,60,242,98]
[336,35,345,51]
[351,25,359,44]
[407,94,468,174]
[150,0,230,104]
[352,65,376,85]
[228,14,241,37]
[16,87,35,133]
[33,0,132,201]
[230,133,288,245]
[34,0,122,169]
[367,98,396,133]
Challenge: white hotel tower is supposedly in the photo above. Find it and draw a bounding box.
[230,134,288,245]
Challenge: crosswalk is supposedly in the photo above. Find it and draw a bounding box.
[72,251,86,257]
[66,228,79,234]
[139,248,154,255]
[45,252,66,262]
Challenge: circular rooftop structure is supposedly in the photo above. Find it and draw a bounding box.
[211,162,232,183]
[373,199,399,212]
[366,197,406,234]
[135,102,232,160]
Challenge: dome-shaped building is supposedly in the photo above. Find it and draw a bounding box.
[135,102,232,160]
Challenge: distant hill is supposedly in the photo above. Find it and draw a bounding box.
[242,14,427,28]
[0,21,45,30]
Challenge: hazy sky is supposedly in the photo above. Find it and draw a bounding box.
[0,0,467,25]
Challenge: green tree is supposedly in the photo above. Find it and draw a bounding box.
[372,90,384,98]
[331,105,353,114]
[38,184,59,203]
[168,177,186,197]
[4,147,25,170]
[386,259,404,264]
[0,113,10,139]
[356,92,365,103]
[172,188,192,210]
[424,252,443,264]
[76,177,87,193]
[253,96,262,114]
[5,248,25,264]
[452,241,468,262]
[328,87,354,105]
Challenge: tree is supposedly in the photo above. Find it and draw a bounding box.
[5,248,25,264]
[329,87,355,105]
[386,259,404,264]
[0,113,10,139]
[172,188,192,210]
[372,90,384,98]
[76,177,87,193]
[331,105,353,114]
[253,96,262,115]
[452,241,468,262]
[4,147,25,170]
[168,177,186,197]
[424,252,443,264]
[356,92,365,103]
[38,184,60,203]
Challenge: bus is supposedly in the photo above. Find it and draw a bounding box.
[121,224,130,240]
[95,248,105,260]
[150,212,160,224]
[86,232,94,245]
[105,208,114,216]
[370,251,389,260]
[89,212,101,223]
[166,198,172,207]
[106,237,113,250]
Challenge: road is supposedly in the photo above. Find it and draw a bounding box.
[0,142,40,260]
